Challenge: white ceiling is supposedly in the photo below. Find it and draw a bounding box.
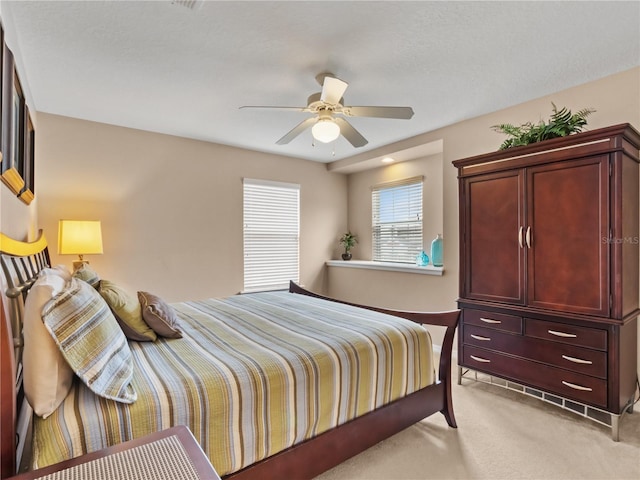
[2,0,639,164]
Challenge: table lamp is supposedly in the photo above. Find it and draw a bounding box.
[58,220,103,270]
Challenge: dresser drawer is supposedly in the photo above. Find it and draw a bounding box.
[463,309,522,334]
[461,345,607,407]
[463,325,607,378]
[525,318,607,351]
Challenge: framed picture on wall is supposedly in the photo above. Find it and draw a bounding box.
[0,31,35,205]
[19,110,34,204]
[0,41,24,196]
[0,23,3,174]
[11,67,26,184]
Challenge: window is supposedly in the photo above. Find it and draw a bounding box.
[243,178,300,292]
[372,176,423,264]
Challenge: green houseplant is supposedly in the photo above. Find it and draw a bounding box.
[492,103,595,150]
[339,231,358,261]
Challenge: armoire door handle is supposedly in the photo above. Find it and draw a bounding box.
[518,226,524,248]
[525,226,532,248]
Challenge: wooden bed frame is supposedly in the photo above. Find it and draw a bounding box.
[0,231,460,480]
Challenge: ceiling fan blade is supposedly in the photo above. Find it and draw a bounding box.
[320,76,349,105]
[341,106,414,119]
[240,105,309,112]
[276,117,317,145]
[334,118,368,148]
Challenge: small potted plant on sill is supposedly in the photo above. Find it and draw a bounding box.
[339,231,358,261]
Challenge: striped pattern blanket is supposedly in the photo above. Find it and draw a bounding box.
[32,291,435,476]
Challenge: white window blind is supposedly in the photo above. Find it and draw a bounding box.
[372,176,423,264]
[243,178,300,292]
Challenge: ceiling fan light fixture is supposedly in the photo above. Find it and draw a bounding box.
[312,118,340,143]
[241,73,413,149]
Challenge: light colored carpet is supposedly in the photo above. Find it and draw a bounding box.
[316,374,640,480]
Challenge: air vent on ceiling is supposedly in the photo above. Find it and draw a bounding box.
[171,0,204,10]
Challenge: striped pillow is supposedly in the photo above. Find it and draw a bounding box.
[42,277,137,404]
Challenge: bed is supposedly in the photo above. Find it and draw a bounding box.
[0,231,459,479]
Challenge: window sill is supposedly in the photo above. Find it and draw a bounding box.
[326,260,444,276]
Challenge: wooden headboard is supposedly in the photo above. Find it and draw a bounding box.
[0,231,50,478]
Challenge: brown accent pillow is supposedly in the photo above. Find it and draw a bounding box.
[138,291,183,339]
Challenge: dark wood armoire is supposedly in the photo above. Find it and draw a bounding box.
[453,123,640,440]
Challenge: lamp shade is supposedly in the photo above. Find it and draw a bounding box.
[311,119,340,143]
[58,220,103,256]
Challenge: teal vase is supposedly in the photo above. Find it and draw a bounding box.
[430,234,443,267]
[415,250,429,266]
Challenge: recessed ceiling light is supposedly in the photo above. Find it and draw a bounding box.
[382,157,395,163]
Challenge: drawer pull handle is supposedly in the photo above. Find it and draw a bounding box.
[562,355,592,365]
[548,329,577,338]
[471,334,491,341]
[480,317,501,324]
[470,355,491,363]
[562,381,592,392]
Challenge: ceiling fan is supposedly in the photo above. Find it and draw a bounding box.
[240,73,414,148]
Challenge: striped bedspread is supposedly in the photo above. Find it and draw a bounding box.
[32,291,435,476]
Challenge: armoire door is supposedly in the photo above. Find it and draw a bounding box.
[526,155,610,316]
[463,169,526,304]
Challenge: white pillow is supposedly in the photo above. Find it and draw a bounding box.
[23,269,74,418]
[50,264,72,282]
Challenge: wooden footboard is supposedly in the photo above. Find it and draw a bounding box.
[223,282,460,480]
[226,383,447,480]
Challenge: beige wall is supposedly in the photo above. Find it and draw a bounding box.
[34,114,347,301]
[331,67,640,310]
[0,184,37,241]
